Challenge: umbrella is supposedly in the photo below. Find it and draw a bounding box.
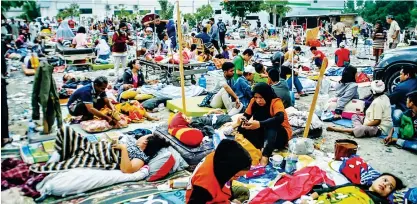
[141,13,157,25]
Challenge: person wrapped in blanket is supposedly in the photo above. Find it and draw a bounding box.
[300,173,404,204]
[333,65,359,120]
[384,91,417,152]
[59,73,92,99]
[237,83,292,166]
[327,80,392,138]
[113,134,170,173]
[186,140,252,204]
[67,76,122,125]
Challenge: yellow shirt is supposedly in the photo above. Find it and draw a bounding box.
[205,24,211,33]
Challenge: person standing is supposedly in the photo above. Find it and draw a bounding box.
[351,21,360,48]
[143,15,168,40]
[360,21,368,38]
[386,15,400,49]
[182,19,189,34]
[218,18,227,47]
[29,20,38,42]
[10,18,19,40]
[112,22,133,80]
[333,21,345,48]
[209,18,220,53]
[373,21,386,64]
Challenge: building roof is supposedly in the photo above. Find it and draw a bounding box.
[285,13,358,18]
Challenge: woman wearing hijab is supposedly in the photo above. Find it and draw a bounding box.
[238,82,292,166]
[186,140,252,204]
[333,65,359,120]
[56,20,74,40]
[15,35,25,48]
[112,22,133,80]
[95,39,110,62]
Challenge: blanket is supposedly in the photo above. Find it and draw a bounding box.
[189,114,232,137]
[286,108,323,130]
[30,125,120,173]
[140,84,204,99]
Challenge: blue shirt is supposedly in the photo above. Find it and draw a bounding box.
[67,83,107,112]
[196,32,211,44]
[221,51,229,59]
[234,76,253,108]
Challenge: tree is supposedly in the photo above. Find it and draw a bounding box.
[220,1,263,21]
[194,4,214,23]
[158,0,174,19]
[19,1,41,21]
[1,1,26,13]
[183,13,196,27]
[56,3,80,20]
[411,8,417,26]
[261,0,291,26]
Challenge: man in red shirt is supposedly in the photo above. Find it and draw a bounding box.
[334,42,350,67]
[310,46,326,68]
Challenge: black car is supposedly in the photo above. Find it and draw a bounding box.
[373,46,417,93]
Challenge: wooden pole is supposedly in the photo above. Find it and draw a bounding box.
[303,58,327,138]
[176,1,187,114]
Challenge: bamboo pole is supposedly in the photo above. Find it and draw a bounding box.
[176,1,187,114]
[303,57,328,138]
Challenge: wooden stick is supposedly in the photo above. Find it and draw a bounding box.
[176,1,187,114]
[303,57,328,138]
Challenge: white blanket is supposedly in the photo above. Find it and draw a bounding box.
[36,167,149,197]
[140,84,204,99]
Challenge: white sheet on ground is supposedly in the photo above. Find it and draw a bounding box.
[36,167,149,197]
[140,84,204,99]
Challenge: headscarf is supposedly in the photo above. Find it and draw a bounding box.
[250,82,278,118]
[56,20,75,40]
[340,65,357,84]
[213,140,251,188]
[96,39,110,55]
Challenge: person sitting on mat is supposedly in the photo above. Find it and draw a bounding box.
[333,65,359,120]
[310,46,326,68]
[384,91,417,152]
[210,62,243,116]
[186,140,252,204]
[268,68,293,109]
[234,65,255,110]
[237,83,292,166]
[301,173,404,204]
[327,80,392,138]
[253,62,268,84]
[67,76,118,123]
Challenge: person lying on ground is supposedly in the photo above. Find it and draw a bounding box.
[233,49,254,80]
[237,83,292,166]
[310,46,326,68]
[113,134,169,173]
[335,42,350,67]
[384,91,417,152]
[268,68,293,108]
[327,80,392,137]
[253,62,268,84]
[210,62,243,115]
[388,67,417,127]
[301,173,404,204]
[67,76,120,124]
[186,140,252,204]
[333,65,359,120]
[62,73,92,89]
[141,27,161,54]
[282,46,307,99]
[234,65,255,109]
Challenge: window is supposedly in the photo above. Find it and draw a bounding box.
[80,8,92,14]
[215,10,221,14]
[314,0,318,3]
[245,16,259,20]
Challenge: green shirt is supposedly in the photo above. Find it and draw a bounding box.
[233,55,244,80]
[260,41,267,49]
[253,73,268,83]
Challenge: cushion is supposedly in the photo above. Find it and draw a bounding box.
[134,94,154,101]
[120,90,138,100]
[147,150,176,182]
[168,113,204,147]
[235,133,261,166]
[326,98,365,119]
[339,155,380,186]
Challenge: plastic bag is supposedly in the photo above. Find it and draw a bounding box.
[288,138,314,155]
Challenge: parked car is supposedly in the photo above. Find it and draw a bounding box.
[373,46,417,93]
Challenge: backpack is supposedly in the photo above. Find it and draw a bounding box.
[218,22,227,33]
[399,111,415,140]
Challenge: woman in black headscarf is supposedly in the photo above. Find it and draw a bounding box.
[186,140,252,204]
[238,82,292,166]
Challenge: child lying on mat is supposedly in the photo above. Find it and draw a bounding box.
[300,173,404,204]
[384,91,417,152]
[327,80,392,138]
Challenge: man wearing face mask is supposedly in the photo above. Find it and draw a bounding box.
[143,15,168,40]
[141,27,161,54]
[112,22,133,80]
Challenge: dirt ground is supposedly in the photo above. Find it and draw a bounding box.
[5,37,417,187]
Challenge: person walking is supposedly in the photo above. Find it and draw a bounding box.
[333,21,345,48]
[372,21,386,64]
[209,18,220,53]
[386,15,400,49]
[218,18,227,47]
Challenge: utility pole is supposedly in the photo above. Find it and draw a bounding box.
[192,0,195,13]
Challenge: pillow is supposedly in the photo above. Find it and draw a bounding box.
[134,94,154,101]
[168,113,203,147]
[339,155,380,186]
[120,90,138,100]
[147,149,176,182]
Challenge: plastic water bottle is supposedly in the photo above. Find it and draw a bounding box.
[198,74,207,89]
[27,120,36,138]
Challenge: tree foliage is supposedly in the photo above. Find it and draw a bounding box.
[344,1,417,28]
[194,4,214,23]
[183,13,196,27]
[260,0,291,18]
[19,1,41,21]
[220,1,263,20]
[56,3,80,20]
[158,0,174,19]
[1,1,26,13]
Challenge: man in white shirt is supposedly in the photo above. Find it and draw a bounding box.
[386,15,401,49]
[333,21,345,48]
